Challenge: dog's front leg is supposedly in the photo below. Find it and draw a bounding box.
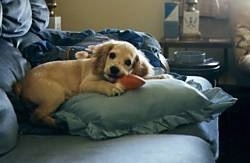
[80,80,125,96]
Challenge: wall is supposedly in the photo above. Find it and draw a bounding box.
[55,0,240,85]
[56,0,166,40]
[56,0,231,39]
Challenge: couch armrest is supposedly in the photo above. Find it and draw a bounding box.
[0,38,30,155]
[0,39,30,92]
[0,89,18,155]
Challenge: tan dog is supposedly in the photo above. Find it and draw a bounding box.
[14,40,155,127]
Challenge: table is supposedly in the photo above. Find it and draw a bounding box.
[160,38,233,71]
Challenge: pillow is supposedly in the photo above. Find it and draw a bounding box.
[54,78,237,140]
[0,39,30,92]
[1,0,32,37]
[30,0,50,32]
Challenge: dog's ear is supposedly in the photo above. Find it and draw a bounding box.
[93,40,116,56]
[92,40,115,74]
[132,51,154,77]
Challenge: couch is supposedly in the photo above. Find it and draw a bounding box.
[0,1,236,163]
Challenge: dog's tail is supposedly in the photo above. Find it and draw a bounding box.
[12,81,22,97]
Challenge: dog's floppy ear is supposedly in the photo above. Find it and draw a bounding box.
[132,50,154,77]
[92,40,115,74]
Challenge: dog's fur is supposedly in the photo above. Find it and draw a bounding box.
[14,40,159,127]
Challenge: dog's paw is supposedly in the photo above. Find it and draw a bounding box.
[104,83,125,96]
[31,109,57,127]
[75,51,90,59]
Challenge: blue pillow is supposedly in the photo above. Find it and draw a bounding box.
[54,78,237,140]
[30,0,50,32]
[1,0,32,37]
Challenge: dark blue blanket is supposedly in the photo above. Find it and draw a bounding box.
[22,29,167,71]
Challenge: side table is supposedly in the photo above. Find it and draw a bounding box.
[160,38,232,70]
[168,59,221,86]
[160,38,232,85]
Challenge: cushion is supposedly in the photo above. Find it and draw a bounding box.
[0,39,30,92]
[1,0,49,38]
[54,78,237,140]
[30,0,49,32]
[1,0,32,38]
[0,135,216,163]
[0,89,18,155]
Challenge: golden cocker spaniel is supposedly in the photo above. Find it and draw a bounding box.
[14,40,157,127]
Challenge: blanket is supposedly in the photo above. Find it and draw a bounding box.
[22,29,168,72]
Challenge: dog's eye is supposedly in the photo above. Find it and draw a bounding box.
[124,59,132,66]
[109,52,116,59]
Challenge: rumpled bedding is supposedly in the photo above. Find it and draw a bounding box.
[22,28,168,71]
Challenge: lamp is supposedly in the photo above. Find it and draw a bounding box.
[181,0,201,39]
[163,0,180,39]
[45,0,61,30]
[45,0,57,16]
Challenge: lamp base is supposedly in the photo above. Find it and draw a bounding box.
[181,10,201,40]
[48,16,61,30]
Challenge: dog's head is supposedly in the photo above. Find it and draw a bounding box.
[92,40,153,82]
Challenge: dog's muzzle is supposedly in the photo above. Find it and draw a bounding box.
[104,66,122,82]
[110,66,120,75]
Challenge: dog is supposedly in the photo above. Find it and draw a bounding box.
[14,40,164,127]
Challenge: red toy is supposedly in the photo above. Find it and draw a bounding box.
[118,74,146,90]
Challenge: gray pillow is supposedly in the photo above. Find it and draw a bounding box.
[54,78,237,140]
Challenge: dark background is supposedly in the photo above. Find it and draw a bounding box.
[217,85,250,163]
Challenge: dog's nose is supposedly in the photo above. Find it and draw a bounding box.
[110,66,120,75]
